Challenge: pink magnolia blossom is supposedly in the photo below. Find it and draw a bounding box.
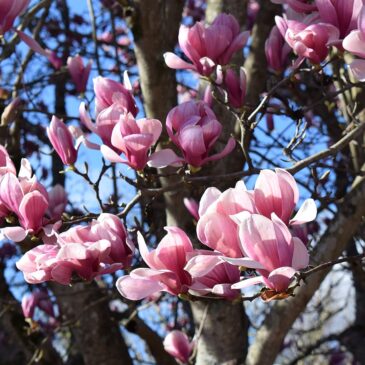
[0,0,29,35]
[79,102,125,149]
[163,330,194,364]
[253,168,317,225]
[16,214,134,285]
[0,168,49,241]
[217,66,247,109]
[164,13,249,76]
[276,17,340,64]
[116,227,193,300]
[22,289,55,319]
[197,170,316,258]
[166,101,236,168]
[47,116,78,165]
[315,0,363,39]
[79,75,138,149]
[197,181,256,258]
[225,213,309,292]
[265,26,292,73]
[46,185,67,220]
[185,252,240,299]
[100,113,177,170]
[93,76,137,117]
[343,6,365,80]
[67,55,92,94]
[59,213,134,267]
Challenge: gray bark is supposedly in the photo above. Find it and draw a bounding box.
[52,282,132,365]
[192,300,249,365]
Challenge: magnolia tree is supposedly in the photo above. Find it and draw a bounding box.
[1,0,365,364]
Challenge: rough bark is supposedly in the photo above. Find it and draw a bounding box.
[205,0,248,24]
[0,264,62,365]
[132,0,184,122]
[192,300,249,365]
[52,282,132,365]
[244,1,281,107]
[246,174,365,365]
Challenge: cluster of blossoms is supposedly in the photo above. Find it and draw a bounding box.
[117,169,317,301]
[0,147,66,242]
[267,0,365,78]
[48,74,236,171]
[0,5,336,363]
[163,2,365,84]
[0,146,134,285]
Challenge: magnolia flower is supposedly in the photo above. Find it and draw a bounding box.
[185,252,241,299]
[166,101,236,168]
[0,168,49,241]
[343,6,365,80]
[22,289,55,319]
[216,66,247,109]
[79,75,138,149]
[93,76,137,117]
[276,17,340,64]
[164,13,249,76]
[253,168,317,225]
[197,181,256,258]
[47,116,78,165]
[67,55,92,94]
[315,0,363,39]
[16,214,134,284]
[0,0,29,35]
[197,169,317,258]
[116,227,193,300]
[225,213,310,293]
[100,113,179,170]
[163,331,194,364]
[265,26,291,73]
[46,185,67,221]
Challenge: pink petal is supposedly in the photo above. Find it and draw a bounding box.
[79,102,96,133]
[100,144,129,164]
[147,149,184,168]
[116,273,165,300]
[164,52,196,71]
[198,187,221,217]
[291,237,309,269]
[290,198,317,225]
[343,30,365,58]
[2,226,28,242]
[16,30,49,57]
[221,256,265,270]
[202,137,236,164]
[267,266,296,292]
[231,276,264,289]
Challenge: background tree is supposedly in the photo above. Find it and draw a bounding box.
[0,1,365,364]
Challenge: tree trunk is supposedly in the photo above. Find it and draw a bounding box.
[52,282,132,365]
[192,300,248,365]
